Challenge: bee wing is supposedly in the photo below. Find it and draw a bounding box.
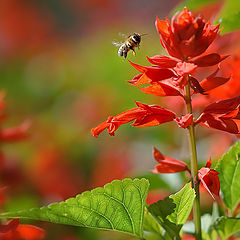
[112,40,122,47]
[118,32,128,38]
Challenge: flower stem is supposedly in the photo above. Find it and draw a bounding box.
[185,81,202,240]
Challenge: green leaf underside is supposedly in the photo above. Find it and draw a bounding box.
[216,141,240,211]
[213,217,240,239]
[147,183,195,239]
[0,178,149,238]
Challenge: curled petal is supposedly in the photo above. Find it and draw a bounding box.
[152,147,190,173]
[146,55,178,68]
[174,114,193,128]
[198,167,220,199]
[138,82,183,97]
[192,53,229,67]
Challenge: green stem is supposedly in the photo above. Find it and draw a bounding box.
[185,81,202,240]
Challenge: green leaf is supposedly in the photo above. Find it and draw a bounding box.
[0,178,149,238]
[143,210,164,240]
[213,217,240,239]
[168,182,195,225]
[215,141,240,211]
[147,183,195,239]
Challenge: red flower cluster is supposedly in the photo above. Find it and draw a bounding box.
[92,8,234,137]
[0,219,45,240]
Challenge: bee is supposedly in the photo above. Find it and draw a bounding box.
[113,33,146,59]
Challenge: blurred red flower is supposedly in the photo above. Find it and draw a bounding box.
[198,158,220,199]
[155,7,219,59]
[0,219,45,240]
[152,147,190,174]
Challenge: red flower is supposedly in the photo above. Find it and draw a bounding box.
[174,114,193,128]
[155,7,219,59]
[0,120,31,142]
[152,147,190,174]
[91,101,176,137]
[196,96,240,134]
[198,158,220,199]
[0,218,45,240]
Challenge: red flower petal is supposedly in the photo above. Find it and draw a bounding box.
[192,53,229,67]
[138,82,183,97]
[155,17,170,37]
[147,55,178,68]
[198,166,220,199]
[200,68,231,92]
[152,147,190,173]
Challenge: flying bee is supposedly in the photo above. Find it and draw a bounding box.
[113,33,146,59]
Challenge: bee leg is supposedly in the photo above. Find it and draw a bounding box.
[132,49,136,57]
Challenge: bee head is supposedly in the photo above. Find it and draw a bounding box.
[132,33,141,43]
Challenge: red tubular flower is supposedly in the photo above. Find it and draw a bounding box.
[152,147,190,173]
[155,7,219,59]
[0,219,45,240]
[196,96,240,134]
[198,158,220,199]
[91,101,176,137]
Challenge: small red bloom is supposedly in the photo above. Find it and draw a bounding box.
[152,147,190,173]
[155,7,219,59]
[174,114,193,128]
[196,96,240,134]
[91,102,176,137]
[198,158,220,199]
[0,218,45,240]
